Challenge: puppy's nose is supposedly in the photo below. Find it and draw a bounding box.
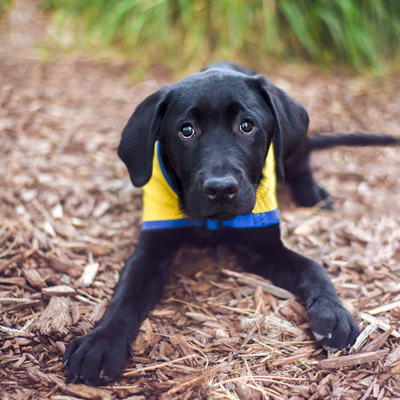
[203,177,239,203]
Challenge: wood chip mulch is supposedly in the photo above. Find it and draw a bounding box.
[1,2,400,399]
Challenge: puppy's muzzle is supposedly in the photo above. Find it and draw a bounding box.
[203,176,239,204]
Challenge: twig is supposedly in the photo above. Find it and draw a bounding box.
[271,349,314,366]
[384,345,400,367]
[214,304,255,315]
[0,325,34,337]
[0,247,37,273]
[367,300,400,315]
[217,376,307,386]
[349,322,378,354]
[76,288,102,303]
[359,312,400,338]
[363,328,393,352]
[121,354,198,377]
[167,366,220,395]
[221,269,294,299]
[319,349,390,369]
[359,378,377,400]
[0,297,34,304]
[243,383,285,400]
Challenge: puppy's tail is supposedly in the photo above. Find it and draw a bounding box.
[309,132,400,151]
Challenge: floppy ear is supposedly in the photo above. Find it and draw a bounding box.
[252,75,309,181]
[117,85,171,187]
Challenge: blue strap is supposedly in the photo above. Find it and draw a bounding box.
[142,218,203,230]
[142,209,279,231]
[222,209,280,228]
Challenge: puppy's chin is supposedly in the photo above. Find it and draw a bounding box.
[205,212,237,220]
[184,203,256,221]
[182,189,257,220]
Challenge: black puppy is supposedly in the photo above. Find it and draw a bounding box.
[63,63,361,385]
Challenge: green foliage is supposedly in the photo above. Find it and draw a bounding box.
[0,0,13,19]
[42,0,400,72]
[279,0,400,72]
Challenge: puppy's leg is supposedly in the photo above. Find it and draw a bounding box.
[228,226,359,350]
[285,139,332,209]
[63,229,183,386]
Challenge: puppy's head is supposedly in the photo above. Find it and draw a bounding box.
[118,69,309,220]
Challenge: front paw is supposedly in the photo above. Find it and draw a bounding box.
[63,328,132,386]
[306,297,359,351]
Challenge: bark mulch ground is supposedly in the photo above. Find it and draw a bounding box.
[1,2,400,399]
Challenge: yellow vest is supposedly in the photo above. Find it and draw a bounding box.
[142,143,279,230]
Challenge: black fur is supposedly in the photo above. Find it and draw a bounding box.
[286,133,400,208]
[62,63,400,385]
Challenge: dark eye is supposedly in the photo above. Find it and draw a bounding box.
[180,124,195,138]
[239,121,254,134]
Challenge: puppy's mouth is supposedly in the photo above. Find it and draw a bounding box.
[183,181,257,221]
[206,212,237,220]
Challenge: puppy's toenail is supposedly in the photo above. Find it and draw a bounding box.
[312,331,326,341]
[100,369,108,380]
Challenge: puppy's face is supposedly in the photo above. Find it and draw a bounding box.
[118,67,309,218]
[159,70,274,220]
